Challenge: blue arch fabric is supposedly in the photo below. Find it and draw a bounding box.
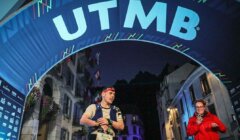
[0,0,240,95]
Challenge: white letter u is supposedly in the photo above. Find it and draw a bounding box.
[53,7,87,41]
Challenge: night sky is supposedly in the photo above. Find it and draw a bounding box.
[91,41,192,86]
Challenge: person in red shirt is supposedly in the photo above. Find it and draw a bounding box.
[187,99,226,140]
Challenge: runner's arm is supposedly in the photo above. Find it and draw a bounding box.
[80,113,99,127]
[111,119,124,130]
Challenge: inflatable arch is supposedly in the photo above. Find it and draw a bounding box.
[0,0,240,139]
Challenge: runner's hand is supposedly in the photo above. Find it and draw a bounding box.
[97,118,108,125]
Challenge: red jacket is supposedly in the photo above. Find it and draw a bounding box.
[187,112,226,140]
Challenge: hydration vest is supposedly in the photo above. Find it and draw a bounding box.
[89,104,119,134]
[92,104,117,121]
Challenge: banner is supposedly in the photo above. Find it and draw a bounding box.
[0,0,240,95]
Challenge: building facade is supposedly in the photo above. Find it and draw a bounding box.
[117,114,144,140]
[156,63,196,140]
[21,50,97,140]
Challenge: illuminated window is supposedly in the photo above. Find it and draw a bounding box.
[200,74,211,96]
[132,115,137,124]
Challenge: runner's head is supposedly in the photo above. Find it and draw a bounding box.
[101,87,116,105]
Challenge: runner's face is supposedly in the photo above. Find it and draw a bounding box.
[102,91,115,104]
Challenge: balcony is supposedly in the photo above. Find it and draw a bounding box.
[39,95,60,124]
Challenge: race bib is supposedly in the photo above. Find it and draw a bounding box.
[96,132,113,140]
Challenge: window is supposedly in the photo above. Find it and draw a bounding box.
[63,94,72,119]
[60,128,69,140]
[43,78,53,97]
[208,104,217,116]
[66,67,74,89]
[139,128,143,136]
[72,103,82,125]
[75,80,82,97]
[133,125,137,134]
[43,83,52,97]
[189,85,196,103]
[132,115,138,124]
[200,74,211,96]
[77,63,83,74]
